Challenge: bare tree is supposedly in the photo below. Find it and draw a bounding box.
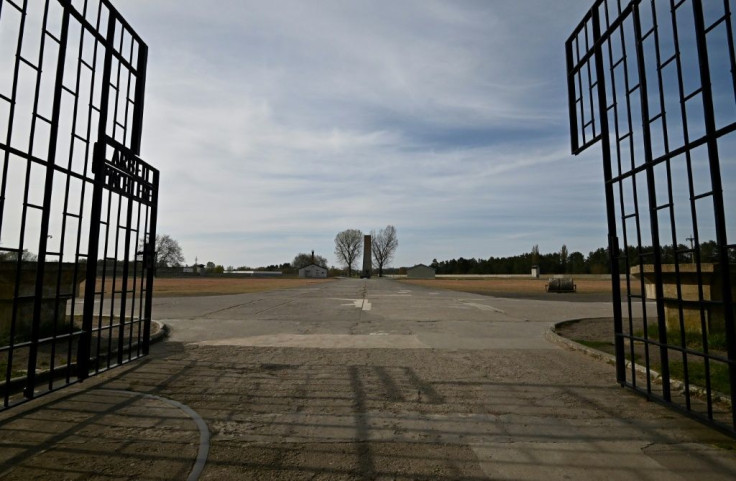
[0,249,37,262]
[334,229,363,277]
[293,252,328,269]
[371,225,398,277]
[154,234,185,267]
[531,244,540,267]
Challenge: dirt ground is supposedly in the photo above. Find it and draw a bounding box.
[151,277,333,297]
[89,276,617,300]
[400,278,625,302]
[78,277,334,298]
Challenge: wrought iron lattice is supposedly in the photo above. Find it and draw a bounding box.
[0,0,157,410]
[567,0,736,434]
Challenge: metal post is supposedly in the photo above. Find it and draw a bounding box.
[117,192,134,365]
[142,170,158,356]
[632,3,671,401]
[590,7,627,386]
[691,0,736,427]
[566,38,579,153]
[24,5,70,398]
[78,13,116,380]
[132,44,148,156]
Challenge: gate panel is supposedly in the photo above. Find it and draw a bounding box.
[78,136,157,379]
[568,0,736,434]
[0,0,154,410]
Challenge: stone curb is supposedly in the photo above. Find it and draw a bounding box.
[546,320,732,408]
[149,320,169,345]
[545,319,627,371]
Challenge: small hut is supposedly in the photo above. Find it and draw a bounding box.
[407,264,436,279]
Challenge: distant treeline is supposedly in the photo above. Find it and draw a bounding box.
[429,241,729,276]
[429,248,607,275]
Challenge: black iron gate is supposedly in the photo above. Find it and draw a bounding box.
[0,0,156,410]
[567,0,736,434]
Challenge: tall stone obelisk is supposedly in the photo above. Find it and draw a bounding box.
[362,235,372,278]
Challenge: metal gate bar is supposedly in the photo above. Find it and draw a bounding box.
[568,0,736,434]
[0,0,156,411]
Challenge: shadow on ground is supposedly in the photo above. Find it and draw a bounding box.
[3,340,733,480]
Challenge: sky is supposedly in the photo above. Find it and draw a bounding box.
[119,0,608,269]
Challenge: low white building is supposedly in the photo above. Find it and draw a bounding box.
[299,264,327,278]
[227,271,282,277]
[407,264,435,279]
[182,264,204,274]
[531,265,541,278]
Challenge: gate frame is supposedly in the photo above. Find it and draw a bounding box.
[567,0,736,434]
[0,0,156,410]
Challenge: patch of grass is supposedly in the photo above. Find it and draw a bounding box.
[575,339,615,353]
[398,278,628,301]
[624,350,642,364]
[624,342,731,395]
[667,359,731,396]
[706,332,729,351]
[0,361,26,379]
[566,320,732,397]
[635,324,728,352]
[1,318,74,345]
[713,441,736,451]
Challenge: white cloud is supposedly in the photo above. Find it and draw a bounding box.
[117,0,608,267]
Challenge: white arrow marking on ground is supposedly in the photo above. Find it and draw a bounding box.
[334,298,372,311]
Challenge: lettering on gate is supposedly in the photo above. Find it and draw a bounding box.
[94,138,155,205]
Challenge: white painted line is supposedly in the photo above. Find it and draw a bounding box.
[335,298,373,311]
[103,389,209,481]
[460,302,505,314]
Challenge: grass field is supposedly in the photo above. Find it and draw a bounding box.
[81,276,624,300]
[398,277,624,301]
[151,277,333,297]
[146,276,621,299]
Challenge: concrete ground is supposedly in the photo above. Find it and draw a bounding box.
[1,277,736,480]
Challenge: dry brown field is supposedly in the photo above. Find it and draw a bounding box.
[80,277,333,297]
[85,276,622,300]
[399,277,627,301]
[150,277,333,297]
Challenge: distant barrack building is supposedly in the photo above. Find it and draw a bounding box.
[299,264,328,278]
[407,264,436,279]
[227,271,283,277]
